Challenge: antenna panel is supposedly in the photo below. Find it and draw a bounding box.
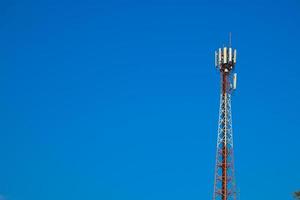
[223,47,227,63]
[228,48,232,62]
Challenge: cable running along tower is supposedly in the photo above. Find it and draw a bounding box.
[213,37,238,200]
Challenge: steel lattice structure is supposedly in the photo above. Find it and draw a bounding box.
[213,42,237,200]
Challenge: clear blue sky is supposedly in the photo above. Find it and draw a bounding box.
[0,0,299,199]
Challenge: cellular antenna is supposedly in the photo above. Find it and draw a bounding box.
[213,38,238,200]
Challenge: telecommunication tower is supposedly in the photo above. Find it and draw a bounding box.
[212,37,238,200]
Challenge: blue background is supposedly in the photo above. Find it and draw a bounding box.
[0,0,299,199]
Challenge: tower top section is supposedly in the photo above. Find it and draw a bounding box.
[214,47,237,73]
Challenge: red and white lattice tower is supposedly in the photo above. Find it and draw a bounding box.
[212,38,238,200]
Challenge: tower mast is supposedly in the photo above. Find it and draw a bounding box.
[213,38,237,200]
